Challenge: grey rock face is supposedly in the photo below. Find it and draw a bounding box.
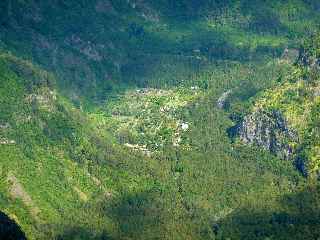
[313,87,320,97]
[298,47,320,71]
[281,48,299,63]
[64,35,104,61]
[216,90,232,109]
[238,110,297,160]
[0,122,10,129]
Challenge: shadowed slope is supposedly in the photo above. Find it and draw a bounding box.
[0,211,27,240]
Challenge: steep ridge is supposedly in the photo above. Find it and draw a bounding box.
[234,32,320,178]
[0,52,162,239]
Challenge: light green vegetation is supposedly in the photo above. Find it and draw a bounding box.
[0,1,320,240]
[93,87,201,153]
[250,34,320,177]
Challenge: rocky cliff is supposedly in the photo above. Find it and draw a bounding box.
[238,109,297,160]
[235,32,320,177]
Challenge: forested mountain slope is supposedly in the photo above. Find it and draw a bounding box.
[0,0,319,98]
[234,33,320,178]
[0,1,320,240]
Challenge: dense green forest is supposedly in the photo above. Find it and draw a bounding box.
[0,1,320,239]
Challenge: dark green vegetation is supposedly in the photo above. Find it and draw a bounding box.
[0,1,320,239]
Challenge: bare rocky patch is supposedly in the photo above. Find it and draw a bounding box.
[72,186,89,202]
[7,173,41,220]
[0,139,16,145]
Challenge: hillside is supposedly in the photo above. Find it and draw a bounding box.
[233,33,320,178]
[1,0,319,98]
[0,1,320,240]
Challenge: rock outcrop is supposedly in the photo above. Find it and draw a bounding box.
[7,173,41,220]
[64,35,104,61]
[238,109,297,160]
[281,47,299,63]
[297,36,320,75]
[298,48,320,71]
[216,90,233,109]
[0,139,16,145]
